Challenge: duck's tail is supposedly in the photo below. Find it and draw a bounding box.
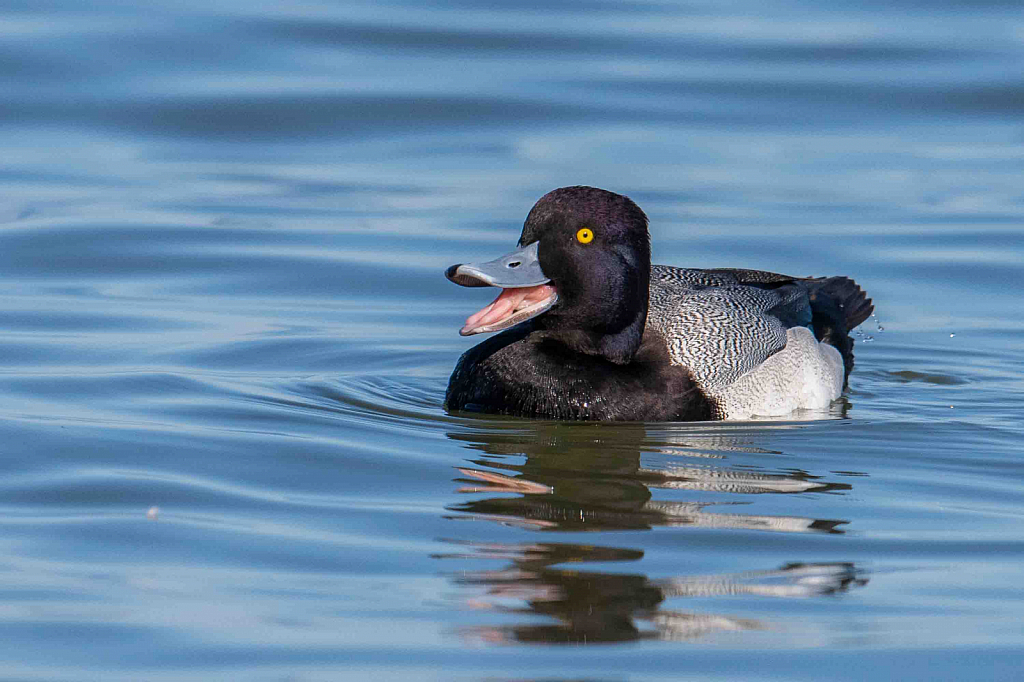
[806,277,874,383]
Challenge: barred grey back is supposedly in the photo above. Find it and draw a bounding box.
[646,265,805,390]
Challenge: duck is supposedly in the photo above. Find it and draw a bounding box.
[444,186,873,421]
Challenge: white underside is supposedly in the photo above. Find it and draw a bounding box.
[708,327,844,420]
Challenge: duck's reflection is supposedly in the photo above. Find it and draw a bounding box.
[447,422,851,532]
[440,421,868,644]
[436,540,866,644]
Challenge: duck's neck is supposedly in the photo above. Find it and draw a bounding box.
[601,308,648,364]
[539,275,649,365]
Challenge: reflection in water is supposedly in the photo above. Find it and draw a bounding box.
[446,422,850,532]
[435,540,867,644]
[440,422,867,644]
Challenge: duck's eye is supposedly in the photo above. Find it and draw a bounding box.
[576,227,594,244]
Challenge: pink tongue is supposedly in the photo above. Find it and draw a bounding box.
[462,284,556,334]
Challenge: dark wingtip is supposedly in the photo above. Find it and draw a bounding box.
[806,276,874,384]
[809,276,873,331]
[838,280,874,331]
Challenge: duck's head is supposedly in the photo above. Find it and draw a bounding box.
[446,186,651,364]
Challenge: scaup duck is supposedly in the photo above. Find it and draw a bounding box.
[444,186,873,421]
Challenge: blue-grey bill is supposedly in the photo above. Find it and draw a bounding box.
[445,241,549,288]
[446,241,558,335]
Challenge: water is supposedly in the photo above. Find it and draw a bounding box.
[2,0,1023,679]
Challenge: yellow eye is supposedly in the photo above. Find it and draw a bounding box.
[576,227,594,244]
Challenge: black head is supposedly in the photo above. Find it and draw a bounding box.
[520,186,651,364]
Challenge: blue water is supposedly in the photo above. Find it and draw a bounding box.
[2,1,1023,679]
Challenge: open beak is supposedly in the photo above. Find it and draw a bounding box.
[445,241,558,336]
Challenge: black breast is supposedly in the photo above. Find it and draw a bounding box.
[445,325,716,421]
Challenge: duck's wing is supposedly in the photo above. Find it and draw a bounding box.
[647,266,814,390]
[659,267,800,288]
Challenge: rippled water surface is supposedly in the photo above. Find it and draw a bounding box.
[2,1,1023,680]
